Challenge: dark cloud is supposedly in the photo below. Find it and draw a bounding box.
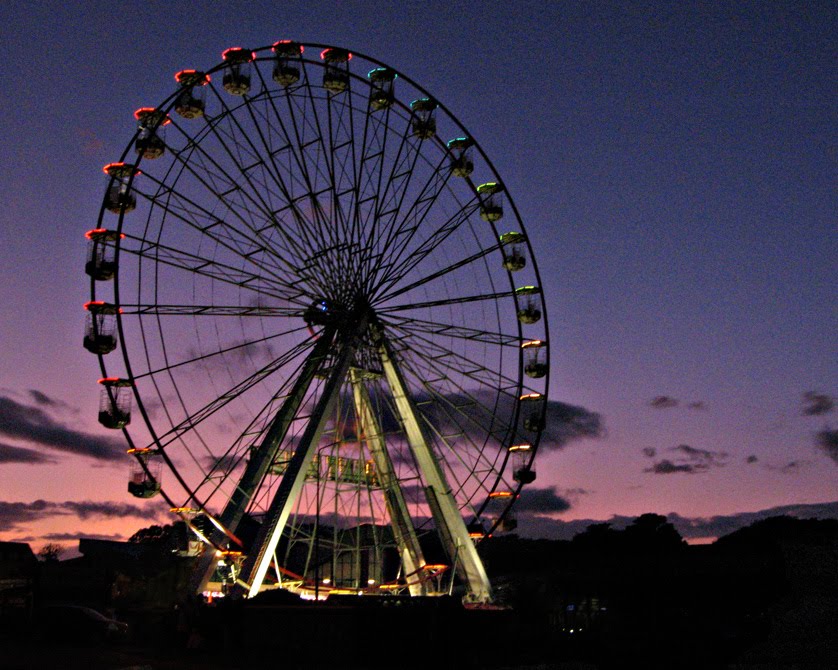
[332,388,603,453]
[644,444,728,475]
[816,428,838,464]
[203,454,244,474]
[802,391,834,416]
[0,442,57,465]
[416,392,604,452]
[687,401,706,411]
[776,460,804,473]
[649,395,678,409]
[513,487,571,514]
[514,501,838,542]
[674,444,728,466]
[763,459,807,473]
[642,447,657,458]
[561,488,591,498]
[539,400,604,450]
[0,499,156,532]
[667,501,838,540]
[0,393,125,462]
[28,390,57,406]
[645,459,696,474]
[746,455,759,464]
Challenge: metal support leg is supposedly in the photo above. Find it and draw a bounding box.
[349,368,427,596]
[235,320,366,598]
[189,327,337,594]
[375,325,493,603]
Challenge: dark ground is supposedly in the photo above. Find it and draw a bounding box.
[3,515,835,669]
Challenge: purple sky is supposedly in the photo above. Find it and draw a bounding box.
[0,1,835,551]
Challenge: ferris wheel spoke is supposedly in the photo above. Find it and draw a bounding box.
[369,155,455,291]
[153,338,316,451]
[374,200,482,298]
[163,122,291,249]
[120,234,309,305]
[392,327,520,394]
[136,171,319,293]
[122,303,304,317]
[296,65,345,252]
[396,354,512,503]
[279,69,356,287]
[206,89,333,268]
[245,69,339,259]
[382,314,520,347]
[378,243,500,303]
[351,98,423,300]
[324,82,367,296]
[131,323,310,381]
[377,289,516,313]
[183,121,325,280]
[166,105,337,291]
[398,342,517,436]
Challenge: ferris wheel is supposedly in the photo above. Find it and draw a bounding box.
[84,41,549,604]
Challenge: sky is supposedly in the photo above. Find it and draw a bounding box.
[0,1,835,554]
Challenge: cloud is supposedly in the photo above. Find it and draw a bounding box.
[539,400,604,450]
[674,444,728,465]
[687,401,706,411]
[645,459,696,474]
[667,501,838,540]
[0,393,125,462]
[0,442,58,465]
[762,459,808,474]
[816,428,838,464]
[642,447,657,458]
[203,454,244,474]
[746,455,758,464]
[644,444,728,475]
[0,499,158,532]
[513,501,838,542]
[512,486,571,515]
[649,395,678,409]
[802,391,834,416]
[332,388,604,454]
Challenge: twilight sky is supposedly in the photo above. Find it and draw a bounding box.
[0,1,835,552]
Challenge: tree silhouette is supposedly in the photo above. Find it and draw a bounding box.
[37,543,63,562]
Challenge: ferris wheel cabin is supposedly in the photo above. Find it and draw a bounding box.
[221,48,255,96]
[500,231,527,271]
[321,48,351,93]
[134,108,170,160]
[368,67,397,111]
[97,377,132,429]
[272,41,303,86]
[103,163,139,213]
[520,392,546,432]
[82,301,120,355]
[515,285,542,324]
[174,70,210,119]
[477,182,504,222]
[522,339,548,378]
[509,443,537,484]
[410,98,437,139]
[127,448,162,498]
[447,137,474,177]
[84,229,123,281]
